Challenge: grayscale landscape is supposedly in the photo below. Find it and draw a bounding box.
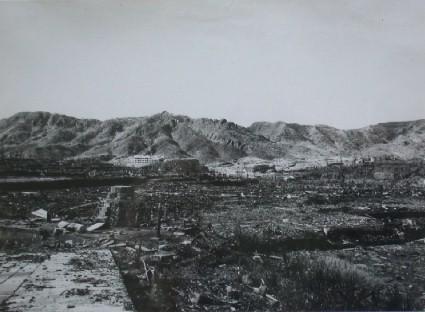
[1,0,425,311]
[1,111,425,311]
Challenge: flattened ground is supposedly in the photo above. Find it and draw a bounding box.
[5,249,132,312]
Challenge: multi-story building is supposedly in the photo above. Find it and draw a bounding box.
[125,155,164,168]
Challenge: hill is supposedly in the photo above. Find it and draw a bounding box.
[0,111,424,163]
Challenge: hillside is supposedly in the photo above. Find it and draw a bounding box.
[0,111,424,163]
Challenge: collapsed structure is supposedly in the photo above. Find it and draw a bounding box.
[97,186,137,227]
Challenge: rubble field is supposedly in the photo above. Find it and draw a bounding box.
[0,171,425,311]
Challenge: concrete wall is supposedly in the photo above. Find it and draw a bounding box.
[105,186,137,227]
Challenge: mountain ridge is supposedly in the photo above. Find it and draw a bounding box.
[0,111,424,163]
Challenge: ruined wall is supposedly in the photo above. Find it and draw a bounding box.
[105,186,137,227]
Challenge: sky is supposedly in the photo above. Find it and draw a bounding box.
[1,0,425,129]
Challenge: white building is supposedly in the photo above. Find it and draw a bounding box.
[125,155,164,168]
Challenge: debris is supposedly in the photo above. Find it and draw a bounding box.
[125,246,136,253]
[109,243,126,248]
[57,221,69,229]
[266,294,279,304]
[32,209,47,220]
[252,255,263,263]
[251,279,267,295]
[190,292,223,305]
[66,223,84,232]
[135,245,154,252]
[242,274,251,285]
[101,240,115,247]
[86,222,105,232]
[64,240,73,248]
[158,244,168,250]
[323,227,330,236]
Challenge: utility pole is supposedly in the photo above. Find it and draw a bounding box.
[156,202,162,238]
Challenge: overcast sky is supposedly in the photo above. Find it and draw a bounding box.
[1,0,425,129]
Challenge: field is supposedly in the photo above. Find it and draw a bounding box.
[0,164,425,311]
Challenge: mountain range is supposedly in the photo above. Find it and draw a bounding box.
[0,111,424,163]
